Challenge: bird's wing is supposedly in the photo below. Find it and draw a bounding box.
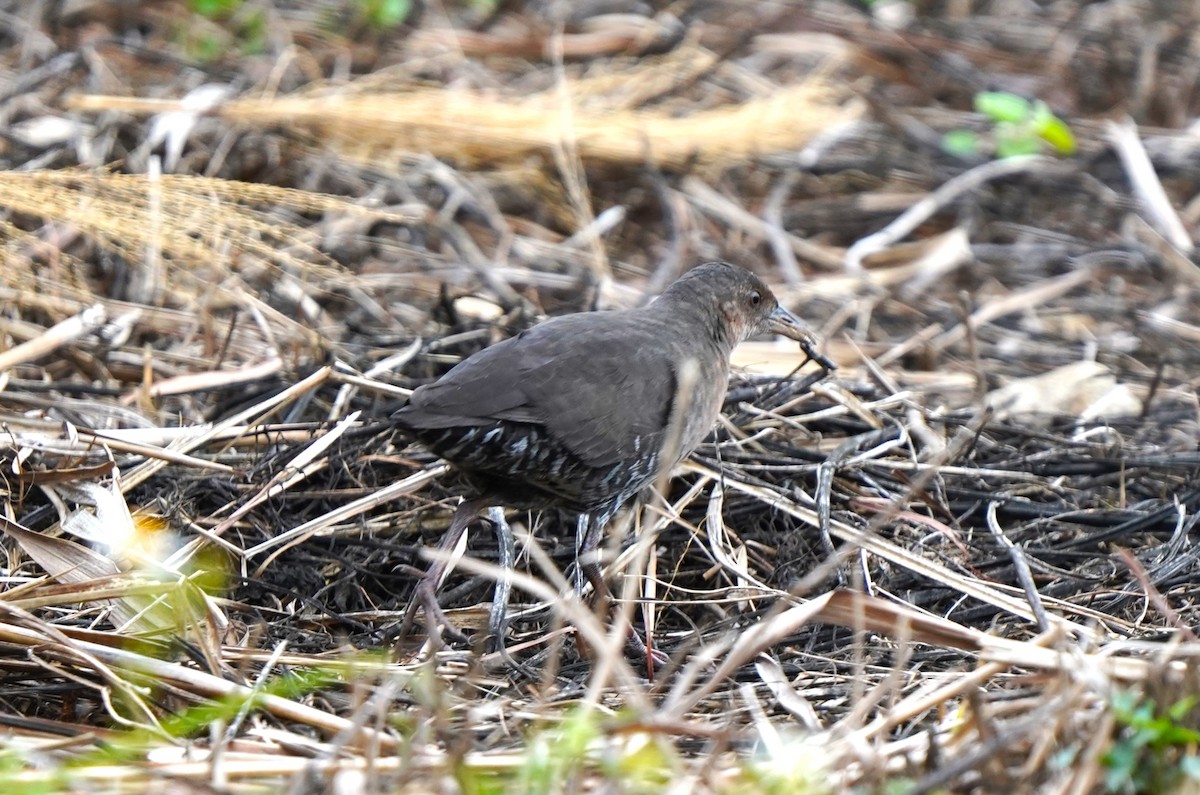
[396,332,540,426]
[397,313,678,467]
[521,319,676,466]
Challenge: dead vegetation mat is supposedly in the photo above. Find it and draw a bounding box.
[5,1,1200,792]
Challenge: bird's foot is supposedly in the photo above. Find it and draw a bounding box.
[574,618,667,679]
[397,580,471,648]
[396,497,494,650]
[577,555,668,678]
[624,626,669,679]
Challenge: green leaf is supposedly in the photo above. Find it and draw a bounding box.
[993,123,1041,158]
[360,0,412,29]
[191,32,226,64]
[1029,101,1077,155]
[1102,743,1138,791]
[189,0,241,19]
[1149,722,1200,747]
[1167,695,1197,722]
[941,129,979,158]
[1131,700,1157,729]
[974,91,1032,124]
[1111,689,1140,719]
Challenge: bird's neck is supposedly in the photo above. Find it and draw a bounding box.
[650,291,736,354]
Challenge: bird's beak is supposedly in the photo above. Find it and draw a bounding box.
[768,305,836,371]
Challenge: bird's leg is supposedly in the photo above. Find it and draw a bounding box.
[399,496,489,644]
[575,511,607,597]
[574,509,667,676]
[485,506,515,652]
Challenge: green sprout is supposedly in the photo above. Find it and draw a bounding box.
[356,0,413,30]
[188,0,242,18]
[182,0,267,61]
[942,91,1076,159]
[512,708,677,795]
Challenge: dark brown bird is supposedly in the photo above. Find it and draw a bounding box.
[394,261,832,653]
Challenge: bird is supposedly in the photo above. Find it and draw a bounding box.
[393,260,833,660]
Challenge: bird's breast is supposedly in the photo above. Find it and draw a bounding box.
[670,348,732,464]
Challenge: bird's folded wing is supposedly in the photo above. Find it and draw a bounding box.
[523,325,675,467]
[395,333,538,426]
[398,314,677,467]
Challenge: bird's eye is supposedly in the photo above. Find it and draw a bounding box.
[749,290,762,306]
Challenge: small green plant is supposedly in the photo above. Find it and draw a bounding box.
[86,667,339,768]
[516,709,606,795]
[356,0,413,30]
[512,708,676,795]
[182,0,267,62]
[1103,689,1200,793]
[741,733,832,795]
[0,665,351,790]
[188,0,242,18]
[942,91,1076,159]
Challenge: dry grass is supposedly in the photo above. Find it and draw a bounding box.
[4,2,1200,792]
[68,48,858,169]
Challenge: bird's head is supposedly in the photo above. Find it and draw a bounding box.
[664,261,834,370]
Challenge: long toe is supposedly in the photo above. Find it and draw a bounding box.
[397,497,488,641]
[624,629,669,679]
[419,580,471,647]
